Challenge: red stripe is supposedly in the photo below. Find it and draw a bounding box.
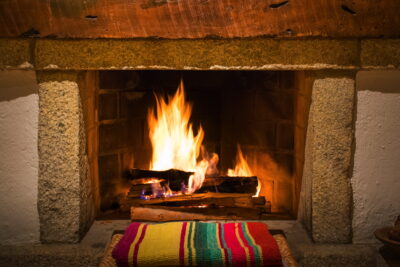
[179,222,188,266]
[111,222,141,267]
[217,223,229,267]
[238,224,256,267]
[224,223,247,267]
[133,224,148,267]
[246,223,283,267]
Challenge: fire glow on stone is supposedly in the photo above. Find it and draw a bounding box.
[142,80,260,199]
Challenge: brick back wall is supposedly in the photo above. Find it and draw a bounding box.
[97,70,301,215]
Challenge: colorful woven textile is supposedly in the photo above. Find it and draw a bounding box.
[112,222,283,267]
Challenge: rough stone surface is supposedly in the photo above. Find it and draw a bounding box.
[38,78,94,243]
[0,38,31,68]
[306,74,355,243]
[352,71,400,243]
[361,39,400,68]
[300,244,376,267]
[35,39,358,70]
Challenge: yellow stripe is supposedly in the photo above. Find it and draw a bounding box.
[190,222,196,264]
[244,224,263,266]
[137,222,183,266]
[216,223,226,267]
[235,223,250,267]
[128,224,144,267]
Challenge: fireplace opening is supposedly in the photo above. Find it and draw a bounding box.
[92,70,311,220]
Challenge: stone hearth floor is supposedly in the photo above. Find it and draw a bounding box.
[0,220,382,266]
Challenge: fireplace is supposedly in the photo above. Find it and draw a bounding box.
[91,70,310,221]
[28,38,360,250]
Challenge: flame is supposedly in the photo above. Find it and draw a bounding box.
[148,81,208,194]
[227,146,261,197]
[145,81,261,198]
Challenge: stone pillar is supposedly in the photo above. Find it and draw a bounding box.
[37,71,95,243]
[303,71,355,243]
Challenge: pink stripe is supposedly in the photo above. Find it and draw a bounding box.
[217,223,229,267]
[238,224,256,267]
[224,223,247,267]
[133,224,148,267]
[179,222,188,266]
[112,223,141,267]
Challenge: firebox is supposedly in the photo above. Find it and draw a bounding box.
[94,70,311,220]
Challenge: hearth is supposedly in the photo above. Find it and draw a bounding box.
[93,70,310,221]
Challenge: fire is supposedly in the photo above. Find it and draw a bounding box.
[146,80,261,198]
[148,81,208,194]
[227,146,261,197]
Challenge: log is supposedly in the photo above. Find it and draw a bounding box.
[123,192,266,209]
[199,176,258,194]
[127,168,193,191]
[130,206,268,222]
[127,168,259,193]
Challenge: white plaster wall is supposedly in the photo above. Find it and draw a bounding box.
[0,70,40,244]
[352,70,400,243]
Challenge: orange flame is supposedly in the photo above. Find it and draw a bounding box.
[148,81,208,193]
[227,146,261,197]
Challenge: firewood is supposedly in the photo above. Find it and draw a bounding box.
[199,176,258,194]
[127,168,259,193]
[123,192,266,209]
[130,206,268,222]
[127,168,193,191]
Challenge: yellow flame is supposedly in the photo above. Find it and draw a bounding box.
[227,146,261,197]
[148,81,207,193]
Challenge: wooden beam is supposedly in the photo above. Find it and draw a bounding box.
[0,0,399,38]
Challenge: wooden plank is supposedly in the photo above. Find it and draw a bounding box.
[0,0,399,38]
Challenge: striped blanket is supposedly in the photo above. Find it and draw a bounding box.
[112,222,283,267]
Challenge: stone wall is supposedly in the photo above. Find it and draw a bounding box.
[352,70,400,243]
[37,72,95,243]
[0,70,40,244]
[300,71,355,243]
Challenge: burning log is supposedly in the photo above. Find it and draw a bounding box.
[127,168,259,194]
[130,206,271,222]
[127,168,193,191]
[199,176,258,194]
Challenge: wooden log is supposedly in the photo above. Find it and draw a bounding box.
[199,176,258,194]
[127,168,259,193]
[127,168,193,191]
[124,192,265,208]
[130,206,267,222]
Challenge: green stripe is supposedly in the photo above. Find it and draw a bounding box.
[194,222,206,266]
[241,223,261,267]
[206,223,223,266]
